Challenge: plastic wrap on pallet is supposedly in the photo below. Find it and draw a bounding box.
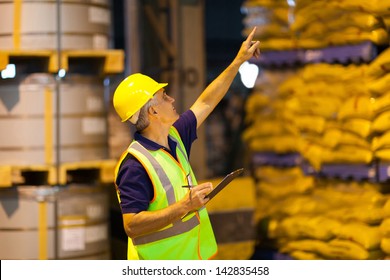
[251,41,378,67]
[319,164,376,182]
[252,152,302,167]
[377,163,390,182]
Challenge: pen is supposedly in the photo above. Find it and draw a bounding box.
[182,185,192,201]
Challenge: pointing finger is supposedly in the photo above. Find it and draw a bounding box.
[245,27,257,44]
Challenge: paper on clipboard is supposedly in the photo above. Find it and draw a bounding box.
[204,168,244,204]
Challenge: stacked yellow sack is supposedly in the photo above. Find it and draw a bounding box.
[242,0,390,52]
[281,238,384,260]
[243,69,300,154]
[245,50,390,168]
[260,178,388,259]
[328,49,390,165]
[329,91,375,167]
[293,0,388,48]
[254,166,314,200]
[244,63,378,170]
[380,198,390,257]
[241,0,296,51]
[365,49,390,161]
[276,63,371,170]
[367,1,390,38]
[294,0,374,14]
[253,166,315,222]
[271,215,341,241]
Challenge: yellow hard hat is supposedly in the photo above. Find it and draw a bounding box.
[113,73,168,123]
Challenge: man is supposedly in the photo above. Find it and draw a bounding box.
[113,27,260,260]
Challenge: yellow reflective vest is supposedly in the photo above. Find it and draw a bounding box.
[114,127,218,260]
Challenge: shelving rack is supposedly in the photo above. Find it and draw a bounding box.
[0,1,126,261]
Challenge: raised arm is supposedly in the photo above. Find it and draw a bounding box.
[190,27,260,128]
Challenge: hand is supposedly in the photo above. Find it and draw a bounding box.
[185,182,213,211]
[234,27,260,64]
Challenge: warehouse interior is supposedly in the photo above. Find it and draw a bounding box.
[2,0,390,260]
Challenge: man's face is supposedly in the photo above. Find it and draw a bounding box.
[151,89,179,125]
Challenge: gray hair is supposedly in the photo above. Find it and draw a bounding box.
[134,97,159,131]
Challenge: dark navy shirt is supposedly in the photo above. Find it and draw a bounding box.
[116,110,198,214]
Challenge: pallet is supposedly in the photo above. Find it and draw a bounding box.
[0,49,124,74]
[0,165,56,188]
[59,50,125,74]
[58,159,117,185]
[0,159,117,187]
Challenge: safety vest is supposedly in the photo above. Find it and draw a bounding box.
[114,127,218,260]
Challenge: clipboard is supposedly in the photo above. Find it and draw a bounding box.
[204,167,244,204]
[181,168,244,219]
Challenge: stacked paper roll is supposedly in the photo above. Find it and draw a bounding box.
[0,0,111,50]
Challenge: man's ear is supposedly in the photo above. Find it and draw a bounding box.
[148,106,158,115]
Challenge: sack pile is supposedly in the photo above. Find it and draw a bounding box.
[253,166,389,260]
[241,0,390,51]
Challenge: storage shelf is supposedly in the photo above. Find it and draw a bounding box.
[251,41,377,67]
[0,49,124,74]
